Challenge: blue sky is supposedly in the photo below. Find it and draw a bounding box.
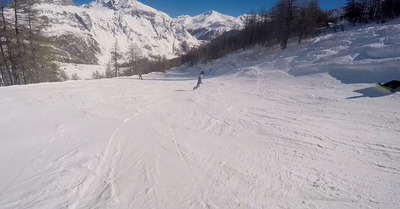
[72,0,347,17]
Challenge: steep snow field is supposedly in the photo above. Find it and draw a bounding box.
[1,20,400,208]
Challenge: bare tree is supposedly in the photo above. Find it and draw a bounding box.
[270,0,296,49]
[0,0,12,85]
[110,39,121,77]
[243,11,258,47]
[126,43,141,76]
[295,0,326,44]
[345,0,363,25]
[11,0,28,84]
[25,0,40,83]
[0,0,59,86]
[105,61,113,78]
[91,70,102,79]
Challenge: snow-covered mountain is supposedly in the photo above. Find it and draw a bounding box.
[38,0,75,6]
[35,0,200,64]
[177,10,245,41]
[327,7,346,19]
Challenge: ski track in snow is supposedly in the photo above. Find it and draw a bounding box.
[1,20,400,209]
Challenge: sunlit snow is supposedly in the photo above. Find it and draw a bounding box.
[0,18,399,209]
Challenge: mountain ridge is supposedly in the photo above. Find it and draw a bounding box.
[37,0,75,6]
[12,0,245,65]
[177,10,244,41]
[35,0,201,64]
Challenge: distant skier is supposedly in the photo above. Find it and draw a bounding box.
[138,69,143,80]
[193,70,205,90]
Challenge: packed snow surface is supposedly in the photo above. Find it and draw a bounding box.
[0,20,400,208]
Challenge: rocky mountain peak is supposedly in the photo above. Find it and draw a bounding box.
[37,0,75,6]
[177,11,244,41]
[34,0,200,64]
[92,0,139,10]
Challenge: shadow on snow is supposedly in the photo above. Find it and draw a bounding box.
[346,87,393,99]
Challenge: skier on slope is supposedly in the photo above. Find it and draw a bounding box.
[138,68,143,80]
[193,70,205,90]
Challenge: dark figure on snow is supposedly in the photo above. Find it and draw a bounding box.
[193,71,205,90]
[138,69,143,80]
[379,80,400,92]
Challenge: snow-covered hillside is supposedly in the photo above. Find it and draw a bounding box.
[177,10,244,41]
[35,0,200,64]
[0,20,399,208]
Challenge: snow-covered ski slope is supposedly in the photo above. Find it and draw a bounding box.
[1,20,400,209]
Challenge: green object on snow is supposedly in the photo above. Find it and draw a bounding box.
[376,80,400,93]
